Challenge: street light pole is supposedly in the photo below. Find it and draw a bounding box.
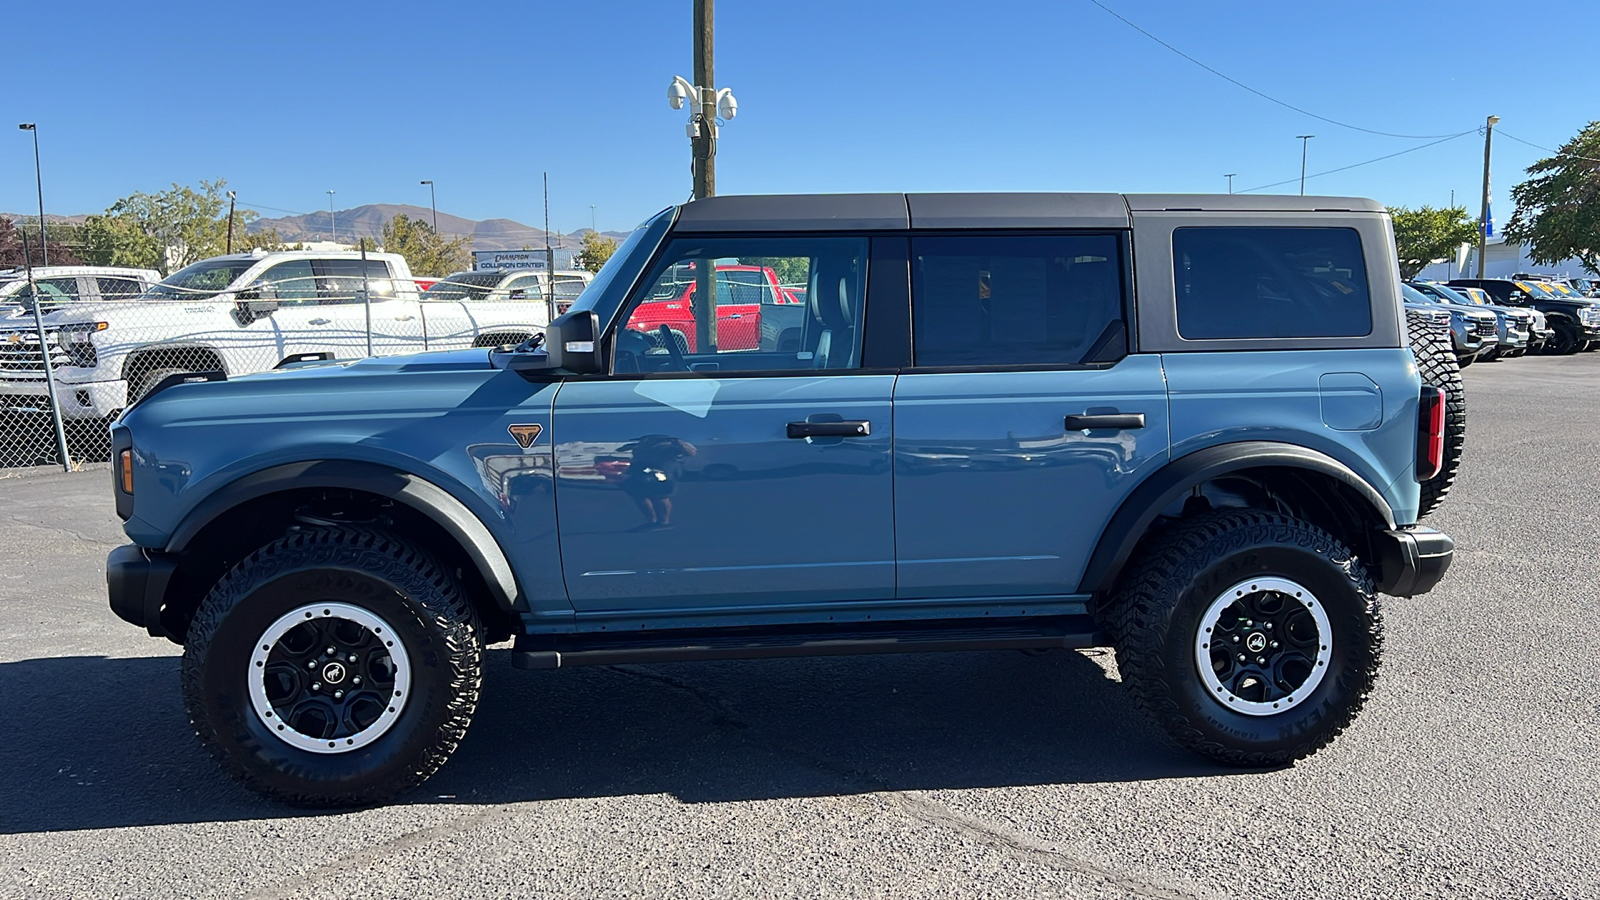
[18,123,46,265]
[1477,115,1500,278]
[326,190,337,242]
[226,191,237,254]
[590,205,597,233]
[1225,173,1236,194]
[420,180,437,232]
[1296,135,1315,196]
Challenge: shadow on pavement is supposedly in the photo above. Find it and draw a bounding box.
[0,647,1229,834]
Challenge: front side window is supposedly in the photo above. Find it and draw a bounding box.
[1174,227,1371,340]
[911,233,1127,367]
[615,237,867,374]
[256,260,317,303]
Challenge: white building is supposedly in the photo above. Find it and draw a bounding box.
[1415,235,1594,281]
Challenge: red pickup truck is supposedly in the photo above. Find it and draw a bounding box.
[623,262,799,351]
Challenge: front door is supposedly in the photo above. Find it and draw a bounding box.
[893,232,1171,599]
[552,234,895,619]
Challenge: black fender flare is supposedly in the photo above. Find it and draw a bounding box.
[1077,441,1397,596]
[165,460,524,611]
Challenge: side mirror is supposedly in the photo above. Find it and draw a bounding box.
[508,288,527,301]
[548,310,603,374]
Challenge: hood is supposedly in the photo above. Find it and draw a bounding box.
[0,300,127,326]
[231,347,498,385]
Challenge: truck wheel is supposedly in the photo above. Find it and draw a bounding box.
[1405,311,1464,519]
[1104,509,1382,767]
[1546,323,1581,355]
[182,528,482,807]
[133,367,186,402]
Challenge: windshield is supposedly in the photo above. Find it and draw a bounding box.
[422,270,505,303]
[1401,284,1440,304]
[1516,281,1561,300]
[144,258,258,300]
[561,206,675,323]
[1421,283,1478,305]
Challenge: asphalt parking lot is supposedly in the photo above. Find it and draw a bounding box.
[2,355,1598,900]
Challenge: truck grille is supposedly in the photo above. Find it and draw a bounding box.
[0,329,66,375]
[1474,318,1498,337]
[1581,307,1600,327]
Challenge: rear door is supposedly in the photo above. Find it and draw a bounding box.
[892,231,1171,599]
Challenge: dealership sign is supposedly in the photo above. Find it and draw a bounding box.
[473,249,577,272]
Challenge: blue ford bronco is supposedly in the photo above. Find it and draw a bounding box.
[106,193,1456,807]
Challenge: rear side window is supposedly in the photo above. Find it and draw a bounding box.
[96,277,145,300]
[911,233,1127,367]
[1173,227,1371,340]
[313,259,396,302]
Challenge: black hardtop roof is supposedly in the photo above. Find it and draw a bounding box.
[672,192,1386,232]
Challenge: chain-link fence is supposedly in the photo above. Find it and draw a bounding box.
[0,258,590,472]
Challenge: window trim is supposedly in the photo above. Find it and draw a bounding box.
[905,228,1134,371]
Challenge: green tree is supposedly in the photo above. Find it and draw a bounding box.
[1505,121,1600,275]
[1389,205,1480,279]
[76,179,280,274]
[378,213,472,276]
[739,256,810,287]
[575,230,619,272]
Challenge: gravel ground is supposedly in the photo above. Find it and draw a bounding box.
[1,352,1597,899]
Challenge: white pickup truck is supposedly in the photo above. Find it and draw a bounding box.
[0,250,560,420]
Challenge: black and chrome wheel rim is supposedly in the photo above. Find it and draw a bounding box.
[1194,577,1332,717]
[248,602,412,753]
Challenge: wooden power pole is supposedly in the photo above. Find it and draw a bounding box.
[692,0,715,200]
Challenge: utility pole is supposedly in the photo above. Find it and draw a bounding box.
[226,191,237,254]
[1476,115,1500,278]
[544,172,556,323]
[1225,173,1236,194]
[590,204,597,233]
[692,0,715,200]
[1296,135,1315,195]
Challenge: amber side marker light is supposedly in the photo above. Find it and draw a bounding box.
[119,449,134,494]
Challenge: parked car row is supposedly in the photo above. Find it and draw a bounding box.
[0,253,592,422]
[1401,277,1600,365]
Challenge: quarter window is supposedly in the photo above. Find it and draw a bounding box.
[911,233,1127,367]
[616,237,867,374]
[1173,227,1371,340]
[96,277,145,300]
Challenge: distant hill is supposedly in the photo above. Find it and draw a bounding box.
[4,206,627,253]
[248,204,626,251]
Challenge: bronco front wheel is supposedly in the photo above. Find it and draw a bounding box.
[1104,509,1382,767]
[182,528,482,807]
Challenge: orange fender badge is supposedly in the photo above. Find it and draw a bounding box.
[508,424,543,449]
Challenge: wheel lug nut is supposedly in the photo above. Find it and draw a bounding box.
[1237,654,1246,662]
[326,646,337,656]
[311,682,322,691]
[1271,641,1280,649]
[1256,657,1266,664]
[1264,623,1273,630]
[334,690,344,700]
[1231,636,1240,643]
[352,676,362,685]
[348,654,358,663]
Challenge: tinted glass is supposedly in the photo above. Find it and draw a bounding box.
[617,237,867,373]
[1174,227,1371,339]
[314,259,395,302]
[258,260,317,303]
[96,277,145,300]
[911,233,1126,367]
[423,270,502,302]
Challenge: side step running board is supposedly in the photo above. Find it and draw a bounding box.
[512,617,1105,670]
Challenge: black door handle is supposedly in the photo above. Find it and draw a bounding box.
[1064,413,1145,431]
[787,420,871,439]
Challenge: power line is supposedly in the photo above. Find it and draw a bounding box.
[1085,0,1465,140]
[1237,131,1476,194]
[1496,130,1600,164]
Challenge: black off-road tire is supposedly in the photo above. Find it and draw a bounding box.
[1405,310,1465,519]
[1545,322,1582,355]
[1103,509,1382,767]
[182,528,483,808]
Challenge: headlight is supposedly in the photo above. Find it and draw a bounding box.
[55,322,107,367]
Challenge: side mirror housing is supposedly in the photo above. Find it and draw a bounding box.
[548,310,603,374]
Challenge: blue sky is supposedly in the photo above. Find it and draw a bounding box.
[4,0,1595,236]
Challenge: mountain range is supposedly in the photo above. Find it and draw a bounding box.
[4,205,626,252]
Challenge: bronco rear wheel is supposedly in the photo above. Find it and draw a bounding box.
[1104,509,1382,767]
[182,528,482,807]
